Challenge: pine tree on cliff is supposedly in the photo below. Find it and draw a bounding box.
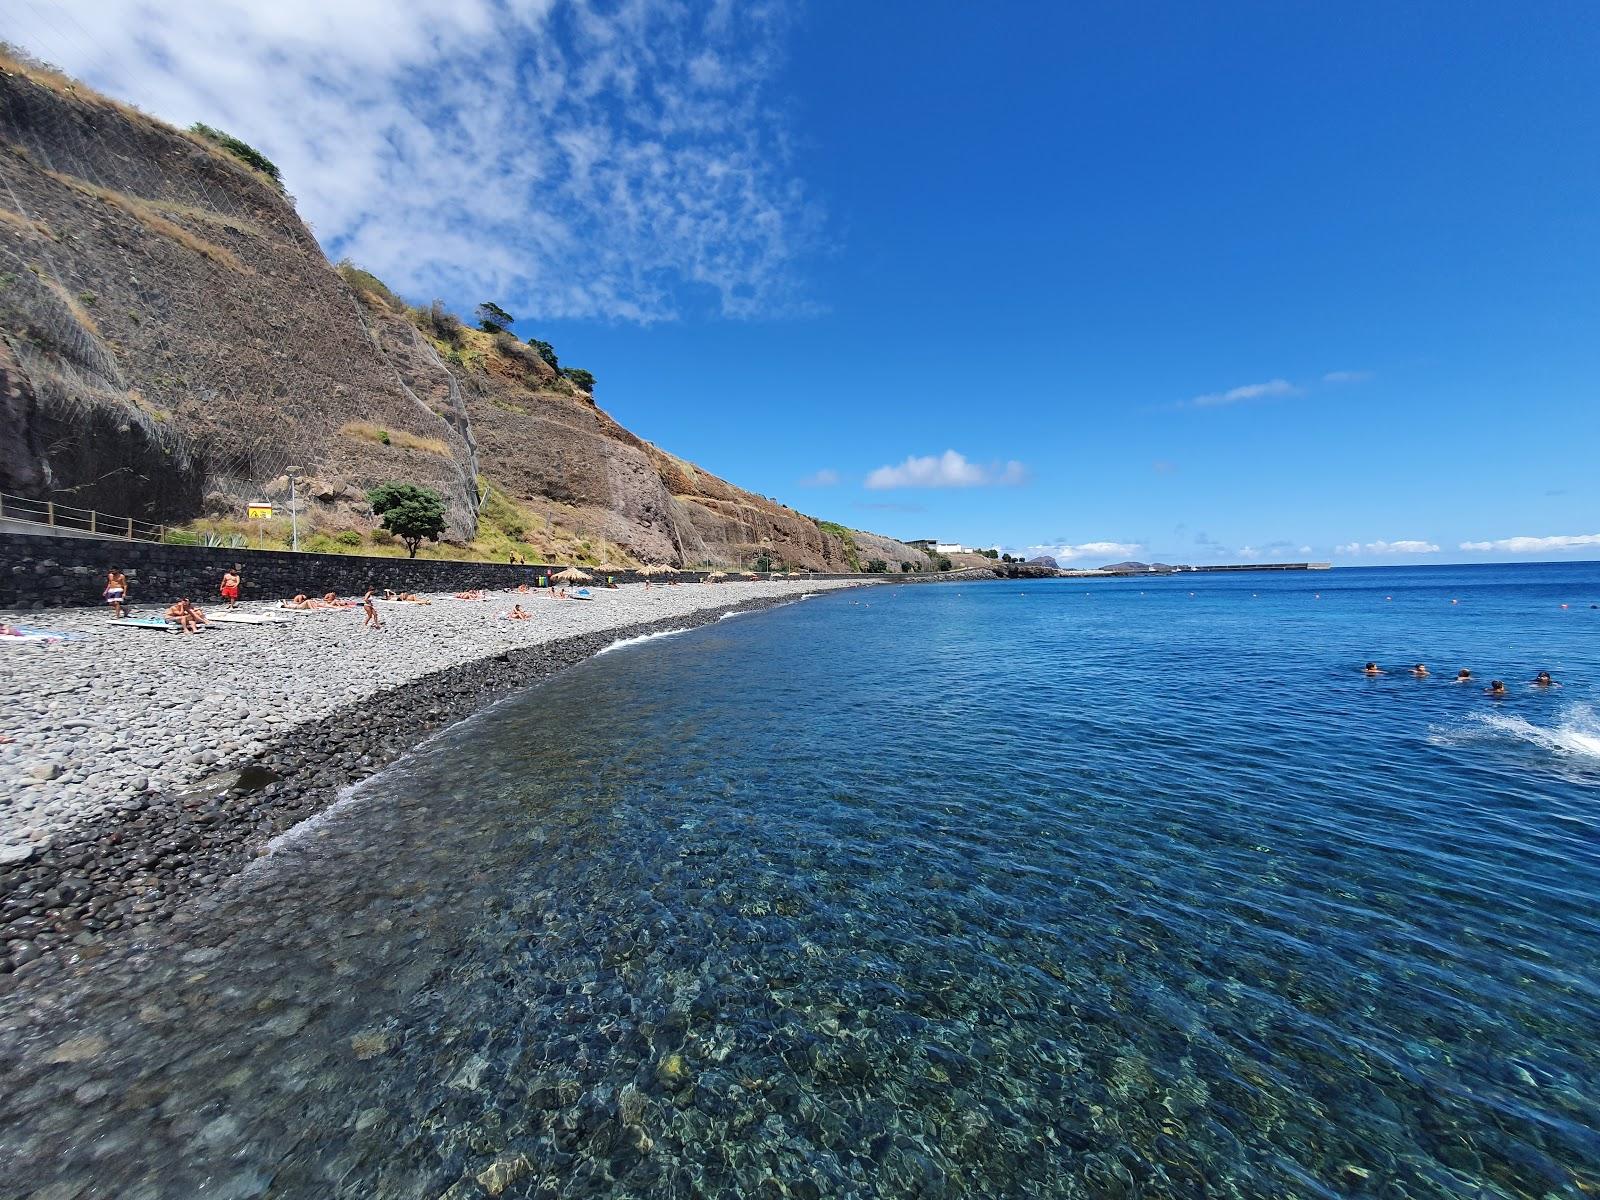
[476,302,514,334]
[367,484,447,558]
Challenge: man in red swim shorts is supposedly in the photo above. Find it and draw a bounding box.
[220,565,241,609]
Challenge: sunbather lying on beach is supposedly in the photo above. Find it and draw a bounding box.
[165,598,204,633]
[501,604,532,620]
[454,589,487,601]
[322,592,358,608]
[382,590,432,604]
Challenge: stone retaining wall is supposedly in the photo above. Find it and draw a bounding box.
[0,532,869,609]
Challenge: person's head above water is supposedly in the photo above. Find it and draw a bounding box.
[1488,680,1506,694]
[1534,671,1553,685]
[1364,662,1382,674]
[1457,669,1472,680]
[1412,664,1429,675]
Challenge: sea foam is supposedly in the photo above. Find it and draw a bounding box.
[596,627,690,655]
[1434,702,1600,769]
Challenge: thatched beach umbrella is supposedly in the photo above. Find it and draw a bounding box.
[740,569,759,579]
[706,571,728,581]
[552,567,592,583]
[595,562,626,574]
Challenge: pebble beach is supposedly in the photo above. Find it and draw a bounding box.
[0,579,864,977]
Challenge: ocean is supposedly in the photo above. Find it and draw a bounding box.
[4,563,1599,1197]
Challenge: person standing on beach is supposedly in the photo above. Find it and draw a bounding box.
[363,590,382,630]
[103,569,128,618]
[220,566,241,609]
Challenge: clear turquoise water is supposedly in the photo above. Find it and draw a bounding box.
[4,564,1600,1198]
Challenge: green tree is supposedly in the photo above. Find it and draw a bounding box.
[865,558,888,573]
[527,338,559,370]
[561,367,596,393]
[367,483,447,558]
[476,301,514,333]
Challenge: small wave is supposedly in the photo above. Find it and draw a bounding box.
[1433,703,1600,764]
[241,776,380,875]
[596,627,690,655]
[717,610,751,621]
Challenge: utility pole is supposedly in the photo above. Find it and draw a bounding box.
[286,465,303,552]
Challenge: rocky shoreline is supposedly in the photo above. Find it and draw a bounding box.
[0,585,865,988]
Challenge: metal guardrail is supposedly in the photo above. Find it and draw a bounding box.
[0,491,166,542]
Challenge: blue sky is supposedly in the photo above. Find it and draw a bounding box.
[9,1,1599,564]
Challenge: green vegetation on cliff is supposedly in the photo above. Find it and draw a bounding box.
[188,122,282,187]
[815,520,860,570]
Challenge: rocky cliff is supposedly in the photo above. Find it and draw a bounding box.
[0,53,911,571]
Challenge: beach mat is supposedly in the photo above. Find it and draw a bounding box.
[208,611,294,625]
[109,617,179,631]
[2,628,70,644]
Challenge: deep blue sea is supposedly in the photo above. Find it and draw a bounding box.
[4,563,1600,1199]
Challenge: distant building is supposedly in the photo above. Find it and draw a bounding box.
[933,542,969,554]
[906,538,938,551]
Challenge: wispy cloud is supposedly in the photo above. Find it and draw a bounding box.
[864,450,1028,490]
[1460,533,1600,553]
[1189,378,1301,408]
[1183,369,1372,410]
[1336,539,1441,555]
[1151,459,1177,475]
[798,468,839,487]
[1027,541,1141,563]
[7,0,820,322]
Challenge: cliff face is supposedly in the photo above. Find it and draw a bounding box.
[0,56,893,571]
[0,60,478,534]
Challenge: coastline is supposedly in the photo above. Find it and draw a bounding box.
[0,580,872,985]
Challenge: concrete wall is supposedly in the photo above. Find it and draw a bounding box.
[0,532,866,609]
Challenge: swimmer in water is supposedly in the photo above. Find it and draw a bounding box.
[1411,664,1429,677]
[1363,662,1384,676]
[1454,669,1472,683]
[1532,670,1559,688]
[1486,680,1507,697]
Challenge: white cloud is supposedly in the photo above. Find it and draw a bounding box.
[1299,545,1312,555]
[1189,378,1300,408]
[798,468,839,487]
[864,450,1028,490]
[1322,370,1374,385]
[1460,533,1600,553]
[1336,539,1441,555]
[6,0,819,322]
[1027,541,1141,562]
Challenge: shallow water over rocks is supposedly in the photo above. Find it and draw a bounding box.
[3,567,1600,1197]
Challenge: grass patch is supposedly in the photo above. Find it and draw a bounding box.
[816,520,861,570]
[336,259,404,312]
[0,207,54,240]
[41,276,99,335]
[44,170,247,273]
[340,421,452,457]
[0,43,157,130]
